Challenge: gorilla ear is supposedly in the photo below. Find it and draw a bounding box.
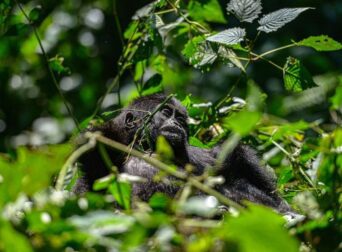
[125,112,135,129]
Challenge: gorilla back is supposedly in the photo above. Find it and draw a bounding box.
[74,94,292,214]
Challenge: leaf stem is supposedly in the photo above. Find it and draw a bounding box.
[253,43,295,60]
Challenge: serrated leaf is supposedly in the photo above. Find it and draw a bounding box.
[258,8,313,33]
[227,0,262,23]
[206,28,246,45]
[296,35,342,52]
[183,36,217,68]
[218,46,245,72]
[132,2,154,20]
[283,57,317,92]
[188,0,227,24]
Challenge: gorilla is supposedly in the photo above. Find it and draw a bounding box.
[74,94,292,214]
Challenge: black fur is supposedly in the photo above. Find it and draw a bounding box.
[73,94,292,213]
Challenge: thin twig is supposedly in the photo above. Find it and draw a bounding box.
[88,132,244,210]
[15,0,80,131]
[55,136,97,191]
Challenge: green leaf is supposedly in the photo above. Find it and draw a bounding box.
[188,0,227,24]
[29,6,42,22]
[296,35,342,52]
[219,205,299,252]
[141,74,164,95]
[0,220,33,252]
[149,193,170,211]
[93,174,116,191]
[109,181,131,210]
[283,57,317,92]
[182,36,217,69]
[143,73,162,90]
[49,55,70,74]
[189,137,210,148]
[223,110,261,136]
[330,84,342,110]
[132,40,154,63]
[156,136,174,162]
[182,36,206,63]
[0,144,72,207]
[5,23,30,36]
[124,21,141,40]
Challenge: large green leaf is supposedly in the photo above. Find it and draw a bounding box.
[0,144,72,206]
[188,0,227,24]
[296,35,342,52]
[219,205,299,252]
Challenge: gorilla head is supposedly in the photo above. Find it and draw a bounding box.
[103,94,188,150]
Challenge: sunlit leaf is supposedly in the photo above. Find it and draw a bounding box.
[219,205,299,252]
[283,57,317,92]
[258,8,313,33]
[206,28,246,45]
[0,220,33,252]
[188,0,227,24]
[156,136,174,162]
[109,181,132,210]
[218,46,246,72]
[227,0,262,23]
[296,35,342,52]
[224,110,261,136]
[330,84,342,110]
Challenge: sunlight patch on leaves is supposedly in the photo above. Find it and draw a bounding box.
[258,8,313,33]
[226,0,262,23]
[206,28,246,45]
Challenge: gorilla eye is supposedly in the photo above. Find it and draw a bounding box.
[177,116,186,126]
[161,107,172,117]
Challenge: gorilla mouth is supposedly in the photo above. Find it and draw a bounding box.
[159,126,184,141]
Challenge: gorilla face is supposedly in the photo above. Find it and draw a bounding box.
[151,104,188,147]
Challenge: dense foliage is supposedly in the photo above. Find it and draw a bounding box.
[0,0,341,251]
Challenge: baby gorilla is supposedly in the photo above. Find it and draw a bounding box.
[74,94,292,213]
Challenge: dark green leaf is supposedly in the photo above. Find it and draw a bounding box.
[5,23,30,36]
[283,57,317,92]
[143,73,162,90]
[29,6,42,22]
